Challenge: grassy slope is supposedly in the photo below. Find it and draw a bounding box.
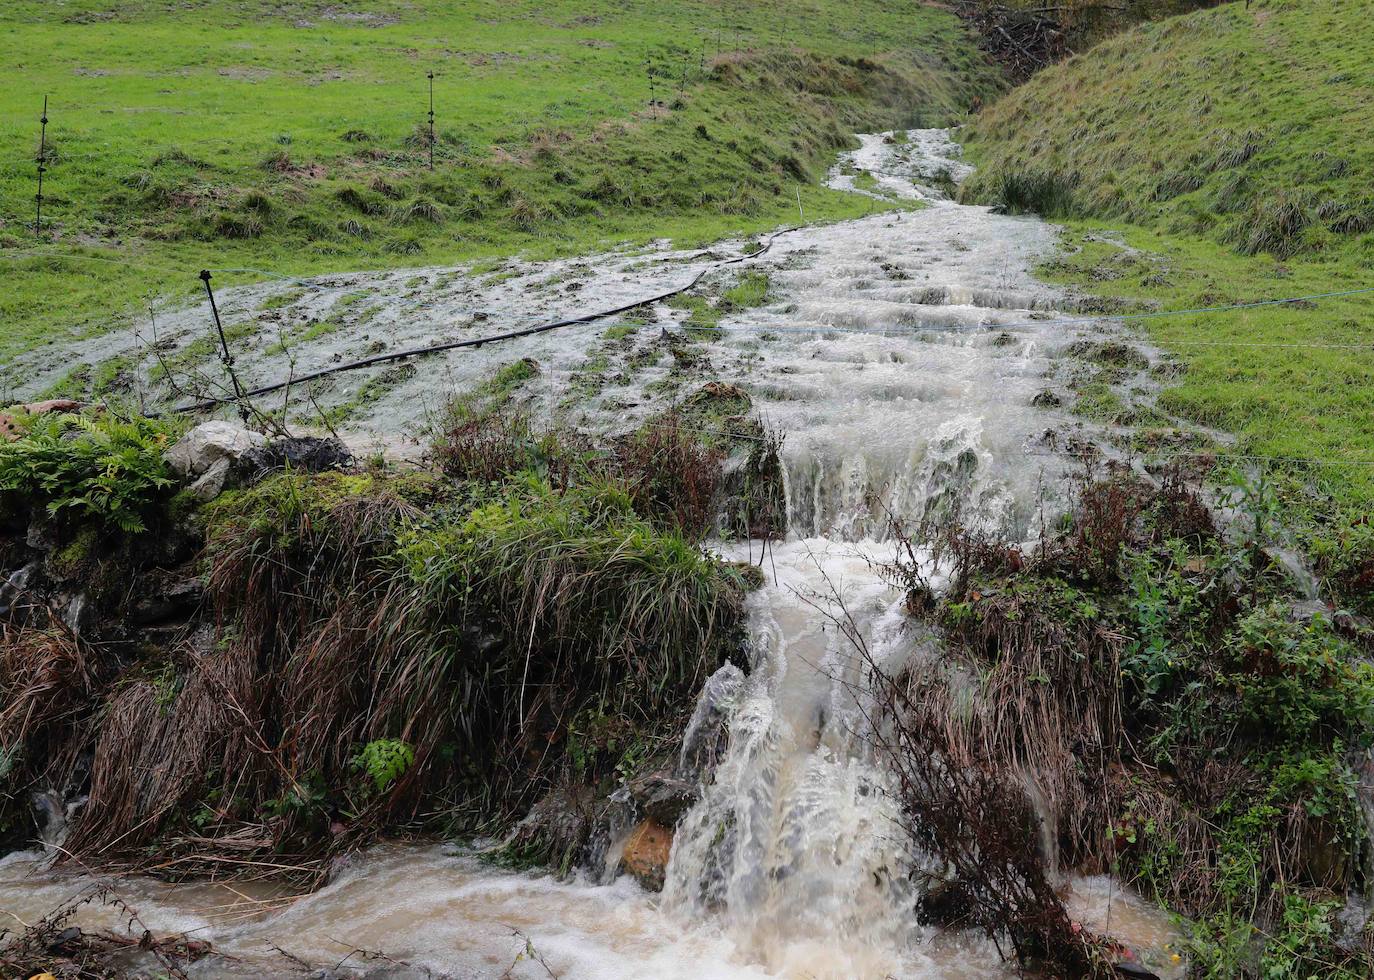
[959,0,1374,580]
[0,0,999,360]
[963,0,1374,255]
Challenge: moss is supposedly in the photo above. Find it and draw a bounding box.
[48,525,101,581]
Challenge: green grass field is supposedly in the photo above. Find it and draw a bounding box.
[0,0,999,360]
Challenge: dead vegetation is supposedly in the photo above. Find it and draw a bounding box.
[0,881,218,979]
[864,462,1374,974]
[0,402,759,887]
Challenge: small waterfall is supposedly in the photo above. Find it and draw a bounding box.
[661,540,931,979]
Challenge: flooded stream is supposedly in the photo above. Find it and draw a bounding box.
[0,131,1181,978]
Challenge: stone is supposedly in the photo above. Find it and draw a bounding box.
[165,421,265,478]
[629,770,698,827]
[234,436,352,483]
[130,571,203,627]
[501,784,595,877]
[1,399,84,441]
[620,818,673,891]
[188,457,232,501]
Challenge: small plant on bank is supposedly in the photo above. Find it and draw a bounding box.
[352,739,415,794]
[0,412,182,533]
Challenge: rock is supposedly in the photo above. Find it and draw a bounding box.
[629,770,698,827]
[130,571,203,627]
[620,819,674,891]
[25,399,85,415]
[234,436,352,483]
[501,784,595,876]
[1031,389,1063,409]
[165,421,265,479]
[188,456,232,501]
[1,399,85,441]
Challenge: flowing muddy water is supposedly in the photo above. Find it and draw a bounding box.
[1,132,1182,978]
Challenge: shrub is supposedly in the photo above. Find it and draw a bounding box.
[612,413,725,538]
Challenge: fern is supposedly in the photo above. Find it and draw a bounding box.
[0,412,181,532]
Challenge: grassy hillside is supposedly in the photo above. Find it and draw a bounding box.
[959,0,1374,609]
[0,0,999,360]
[962,0,1373,259]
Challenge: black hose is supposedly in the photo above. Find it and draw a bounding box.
[172,227,798,415]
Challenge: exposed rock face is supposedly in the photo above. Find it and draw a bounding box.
[620,819,674,891]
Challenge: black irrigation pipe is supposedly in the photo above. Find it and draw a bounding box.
[172,226,799,415]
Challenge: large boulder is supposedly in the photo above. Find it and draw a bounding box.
[165,421,265,479]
